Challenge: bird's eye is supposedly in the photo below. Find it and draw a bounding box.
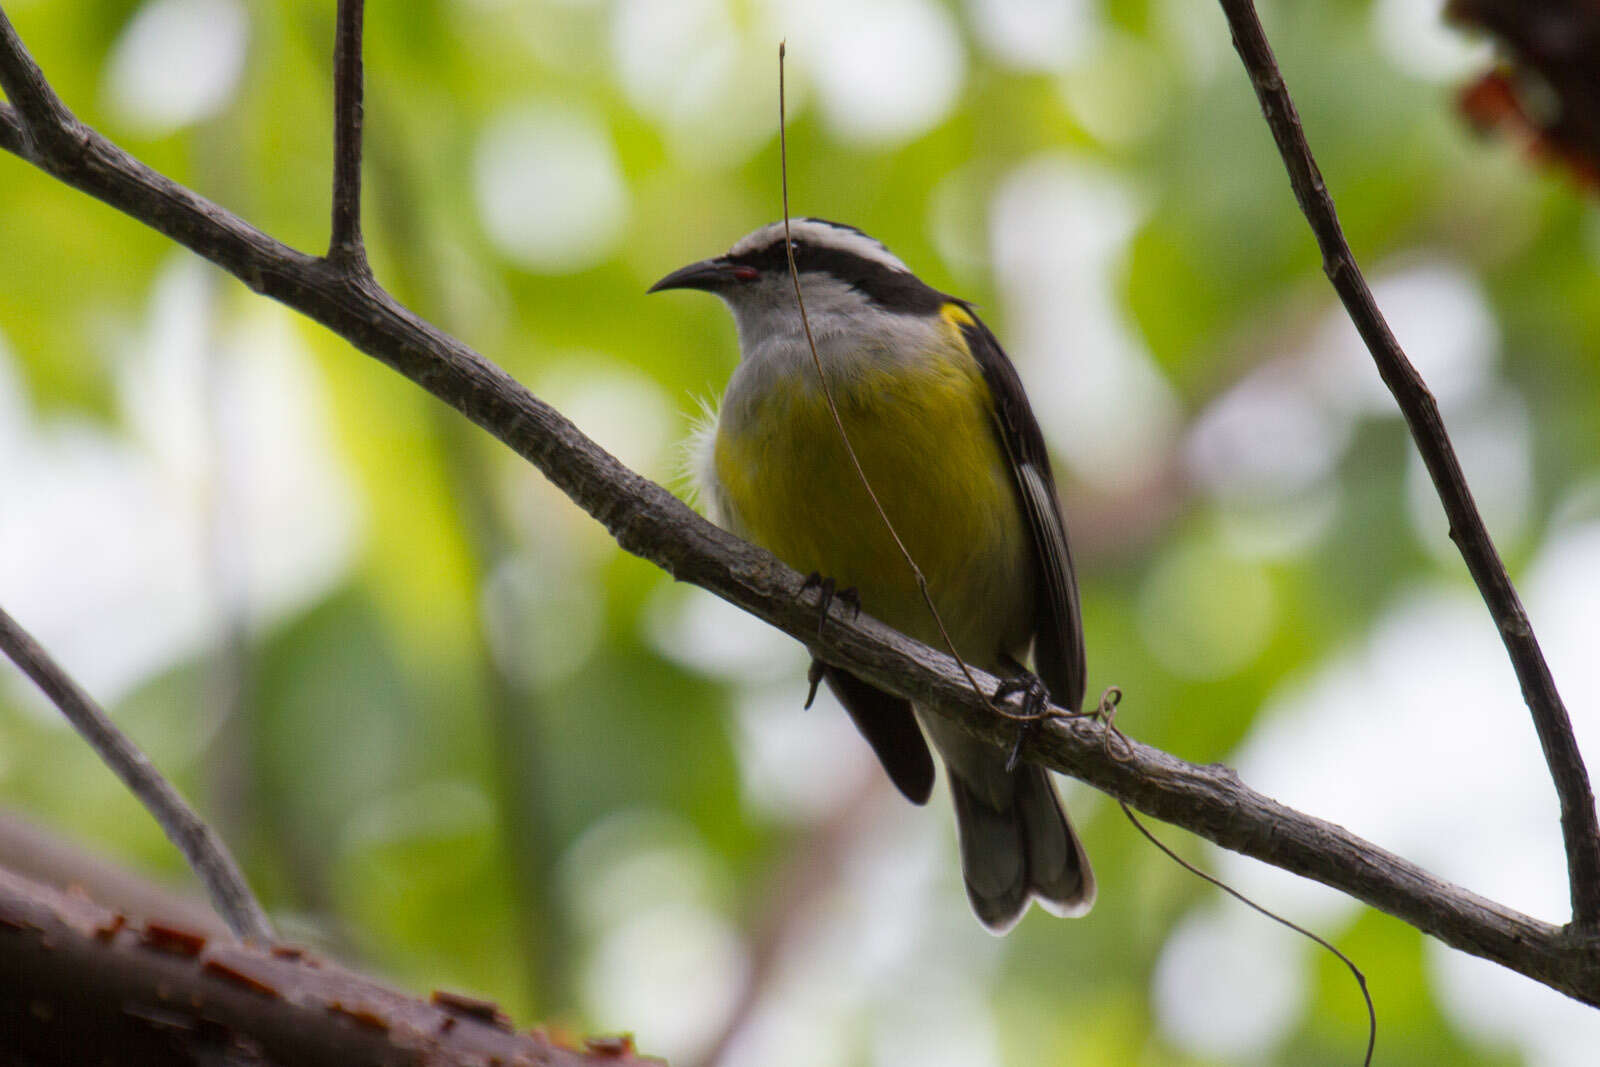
[732,266,760,282]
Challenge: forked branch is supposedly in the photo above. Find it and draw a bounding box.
[0,606,272,942]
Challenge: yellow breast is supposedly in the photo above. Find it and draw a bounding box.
[711,312,1035,667]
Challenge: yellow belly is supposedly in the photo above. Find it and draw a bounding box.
[712,344,1034,669]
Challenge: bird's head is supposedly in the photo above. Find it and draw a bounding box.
[649,218,944,342]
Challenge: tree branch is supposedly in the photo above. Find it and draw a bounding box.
[0,606,274,943]
[327,0,367,269]
[0,102,29,157]
[0,9,73,143]
[1216,0,1600,930]
[2,2,1599,1008]
[0,865,652,1066]
[0,810,231,939]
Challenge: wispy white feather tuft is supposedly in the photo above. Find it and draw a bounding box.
[675,393,724,523]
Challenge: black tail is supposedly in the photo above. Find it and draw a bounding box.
[947,758,1095,933]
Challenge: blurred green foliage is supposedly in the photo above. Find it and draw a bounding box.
[1,1,1597,1064]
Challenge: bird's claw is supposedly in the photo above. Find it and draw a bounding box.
[805,659,825,709]
[801,571,860,639]
[994,671,1051,773]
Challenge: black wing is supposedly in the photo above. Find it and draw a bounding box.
[954,306,1087,714]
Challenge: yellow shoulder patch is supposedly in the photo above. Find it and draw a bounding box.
[940,302,976,331]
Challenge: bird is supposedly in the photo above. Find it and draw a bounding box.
[650,217,1094,932]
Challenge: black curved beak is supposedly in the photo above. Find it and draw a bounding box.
[648,257,733,294]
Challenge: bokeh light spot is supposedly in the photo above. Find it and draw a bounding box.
[1308,259,1498,416]
[475,103,628,273]
[1153,907,1306,1059]
[789,0,965,146]
[611,0,775,166]
[991,155,1180,490]
[534,357,675,481]
[1139,538,1276,680]
[481,553,604,690]
[967,0,1099,72]
[1059,33,1173,147]
[1187,362,1352,504]
[103,0,249,136]
[1373,0,1492,83]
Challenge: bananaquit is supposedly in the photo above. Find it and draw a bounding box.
[651,218,1093,932]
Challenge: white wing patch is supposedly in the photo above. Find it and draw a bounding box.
[729,218,911,274]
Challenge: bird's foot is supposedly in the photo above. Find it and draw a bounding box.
[993,669,1052,773]
[801,571,861,639]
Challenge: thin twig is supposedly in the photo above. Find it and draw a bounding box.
[776,43,990,703]
[0,11,73,144]
[1120,803,1376,1066]
[3,5,1600,1006]
[1216,0,1600,929]
[0,605,273,943]
[327,0,368,270]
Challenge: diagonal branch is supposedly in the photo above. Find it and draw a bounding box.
[327,0,367,269]
[3,2,1600,1008]
[0,605,273,943]
[1216,0,1600,930]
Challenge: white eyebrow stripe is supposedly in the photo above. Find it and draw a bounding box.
[728,218,912,273]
